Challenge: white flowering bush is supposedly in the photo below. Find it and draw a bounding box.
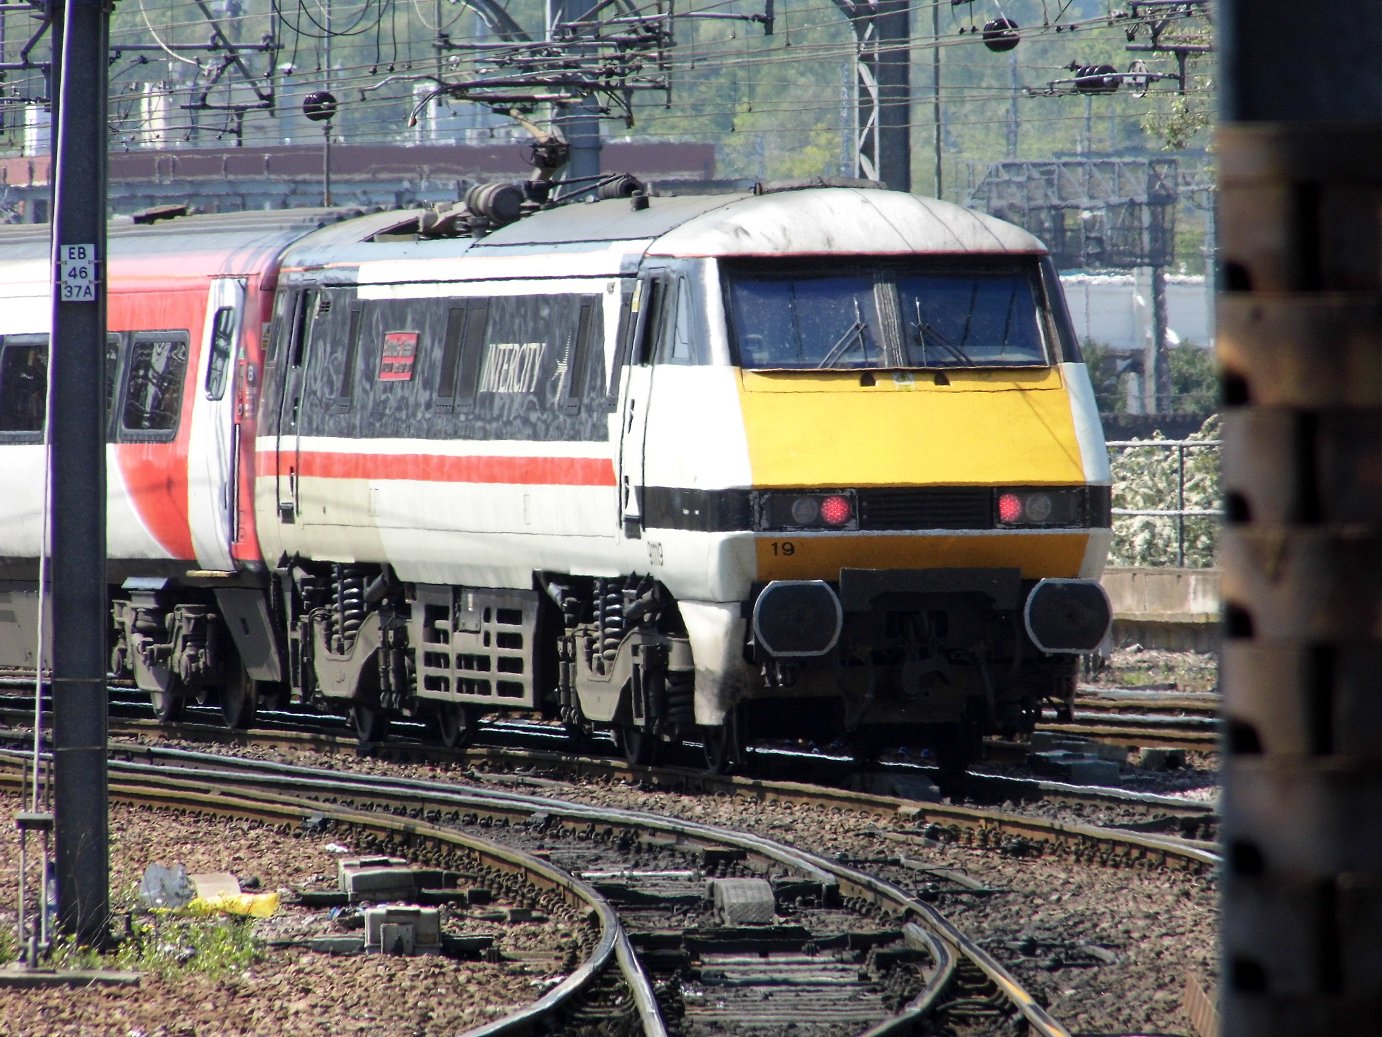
[1108,414,1221,568]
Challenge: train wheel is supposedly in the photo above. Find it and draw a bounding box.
[564,721,598,751]
[350,702,389,744]
[701,709,741,775]
[434,702,477,749]
[220,667,258,731]
[149,685,185,723]
[932,717,981,776]
[616,723,658,767]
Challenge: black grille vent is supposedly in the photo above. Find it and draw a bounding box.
[858,487,992,530]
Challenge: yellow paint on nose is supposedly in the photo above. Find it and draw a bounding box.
[737,367,1094,582]
[737,367,1086,489]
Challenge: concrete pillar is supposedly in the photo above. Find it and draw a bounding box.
[1217,4,1382,1033]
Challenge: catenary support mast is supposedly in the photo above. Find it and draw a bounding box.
[49,0,112,945]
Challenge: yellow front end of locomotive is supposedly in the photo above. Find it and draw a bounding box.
[737,365,1103,581]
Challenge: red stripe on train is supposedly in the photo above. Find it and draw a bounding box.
[257,450,617,487]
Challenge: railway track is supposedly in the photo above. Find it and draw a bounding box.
[5,679,1225,777]
[0,748,662,1035]
[1,677,1223,767]
[1073,686,1220,719]
[1,745,1082,1036]
[1032,685,1222,752]
[0,689,1221,854]
[1040,710,1219,753]
[1,685,1221,1034]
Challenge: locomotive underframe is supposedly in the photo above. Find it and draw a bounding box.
[260,556,1082,764]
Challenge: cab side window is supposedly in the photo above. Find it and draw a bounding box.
[653,278,705,365]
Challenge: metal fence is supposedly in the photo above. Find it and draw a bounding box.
[1107,438,1222,568]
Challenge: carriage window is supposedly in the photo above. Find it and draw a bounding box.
[0,338,48,435]
[561,298,601,413]
[436,301,488,412]
[337,302,362,404]
[106,334,122,419]
[204,306,236,400]
[630,277,666,367]
[121,331,188,436]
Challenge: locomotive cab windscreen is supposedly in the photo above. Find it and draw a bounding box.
[722,255,1079,370]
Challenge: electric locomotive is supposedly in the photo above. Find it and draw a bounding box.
[0,180,1112,771]
[249,180,1111,768]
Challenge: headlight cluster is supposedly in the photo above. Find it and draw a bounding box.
[994,488,1084,527]
[757,490,858,531]
[754,486,1092,531]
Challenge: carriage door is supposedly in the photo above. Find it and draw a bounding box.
[274,287,318,523]
[617,272,672,539]
[188,277,245,570]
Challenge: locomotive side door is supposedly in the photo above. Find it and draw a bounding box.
[617,272,672,538]
[187,276,246,570]
[274,287,317,523]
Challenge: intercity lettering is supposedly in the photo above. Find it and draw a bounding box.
[480,341,544,394]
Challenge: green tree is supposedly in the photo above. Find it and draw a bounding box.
[1167,341,1219,415]
[1080,340,1128,417]
[1109,413,1220,568]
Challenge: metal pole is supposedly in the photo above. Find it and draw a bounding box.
[49,0,110,946]
[323,119,332,206]
[1218,3,1381,1035]
[1006,51,1018,160]
[845,0,908,192]
[547,0,601,184]
[876,0,909,193]
[1152,264,1170,413]
[930,0,940,197]
[1175,442,1185,567]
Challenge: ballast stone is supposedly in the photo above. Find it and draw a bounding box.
[708,878,777,926]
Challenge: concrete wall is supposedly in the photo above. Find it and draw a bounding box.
[1,141,719,223]
[1101,566,1221,653]
[1061,272,1213,350]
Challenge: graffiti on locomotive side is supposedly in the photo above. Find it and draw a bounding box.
[481,341,544,394]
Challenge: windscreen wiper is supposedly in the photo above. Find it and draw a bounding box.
[817,319,867,368]
[912,300,975,366]
[817,298,872,368]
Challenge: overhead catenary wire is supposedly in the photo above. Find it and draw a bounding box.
[1,0,1213,166]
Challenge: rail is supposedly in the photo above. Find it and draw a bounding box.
[1107,438,1221,568]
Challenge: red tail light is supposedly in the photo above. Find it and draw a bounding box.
[997,492,1024,523]
[820,494,853,526]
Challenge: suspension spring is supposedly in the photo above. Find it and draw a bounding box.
[600,579,625,662]
[334,564,367,653]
